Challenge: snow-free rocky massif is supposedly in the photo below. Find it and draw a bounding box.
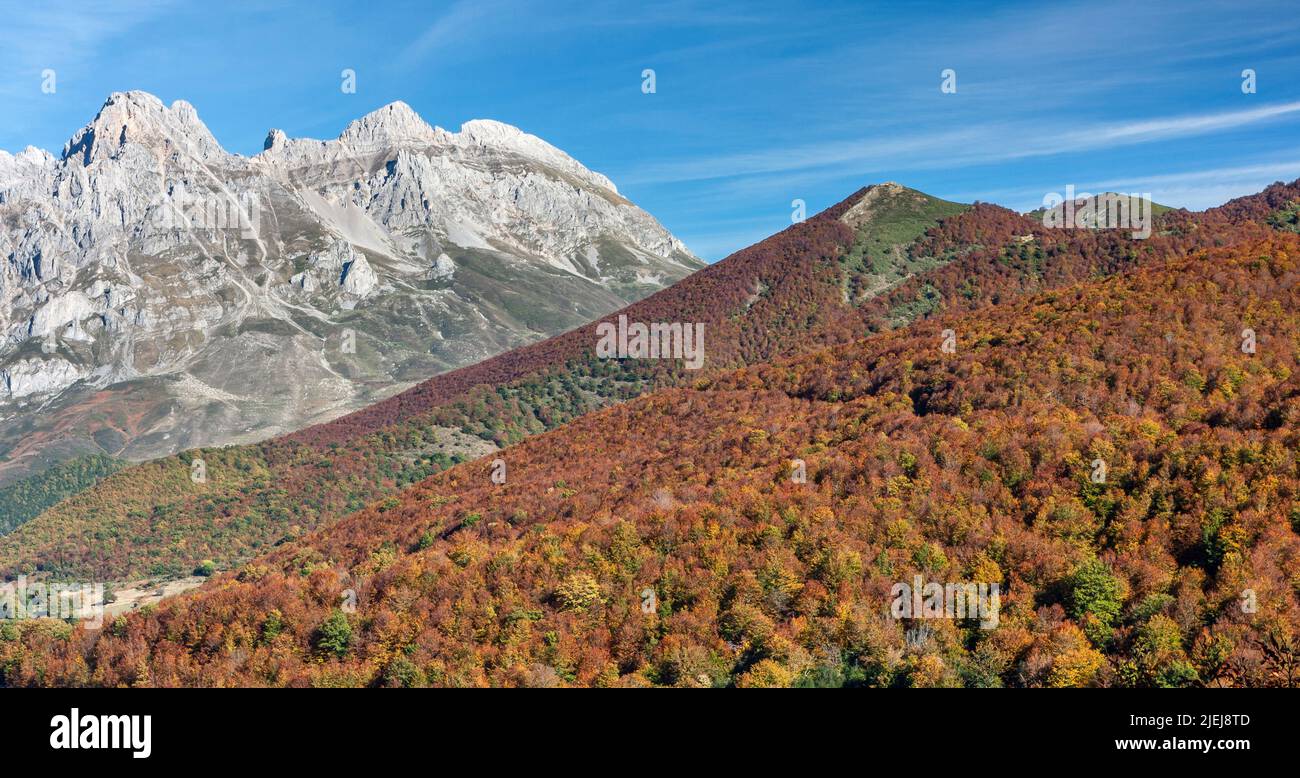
[0,92,701,483]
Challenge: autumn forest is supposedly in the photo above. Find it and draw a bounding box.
[3,180,1300,688]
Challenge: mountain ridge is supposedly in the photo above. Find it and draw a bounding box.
[8,91,626,198]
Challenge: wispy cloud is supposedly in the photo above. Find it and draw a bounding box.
[1087,101,1300,143]
[395,0,508,69]
[395,0,764,69]
[620,101,1300,186]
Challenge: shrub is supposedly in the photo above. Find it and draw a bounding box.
[1065,558,1125,645]
[260,609,284,645]
[384,656,424,688]
[555,572,603,611]
[314,609,353,658]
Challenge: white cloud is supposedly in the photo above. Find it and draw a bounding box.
[621,102,1300,186]
[395,0,507,68]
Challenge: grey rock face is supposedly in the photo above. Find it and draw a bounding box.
[0,91,701,482]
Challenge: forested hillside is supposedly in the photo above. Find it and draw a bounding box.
[0,455,124,537]
[3,227,1298,687]
[2,181,1296,587]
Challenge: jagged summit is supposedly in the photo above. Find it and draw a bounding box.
[262,128,288,152]
[61,91,226,165]
[0,146,55,186]
[37,92,618,198]
[260,100,617,193]
[0,146,55,164]
[337,100,441,147]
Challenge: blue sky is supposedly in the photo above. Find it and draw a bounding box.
[2,0,1299,261]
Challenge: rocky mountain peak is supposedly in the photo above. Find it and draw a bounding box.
[839,181,940,230]
[263,128,288,152]
[0,146,55,188]
[337,101,441,147]
[61,90,226,166]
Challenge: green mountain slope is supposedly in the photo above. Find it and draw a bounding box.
[0,454,125,537]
